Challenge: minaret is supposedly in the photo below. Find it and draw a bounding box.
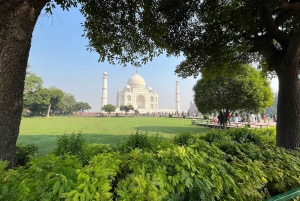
[175,80,180,113]
[102,72,108,110]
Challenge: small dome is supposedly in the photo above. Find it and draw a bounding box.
[103,72,107,75]
[127,73,146,89]
[148,86,152,90]
[126,84,131,88]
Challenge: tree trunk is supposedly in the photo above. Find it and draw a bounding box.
[276,64,300,149]
[0,0,48,168]
[46,104,51,117]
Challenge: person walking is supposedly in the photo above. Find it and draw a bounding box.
[257,113,261,123]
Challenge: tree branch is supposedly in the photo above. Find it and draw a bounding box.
[260,4,290,51]
[275,9,300,27]
[274,2,300,10]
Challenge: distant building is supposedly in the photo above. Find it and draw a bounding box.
[188,101,199,115]
[101,72,181,113]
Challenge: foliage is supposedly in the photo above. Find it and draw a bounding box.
[24,71,43,93]
[117,130,165,153]
[2,127,300,200]
[46,87,64,116]
[57,93,78,115]
[16,144,38,167]
[119,104,134,115]
[0,154,81,201]
[193,65,274,118]
[203,115,210,120]
[66,153,121,200]
[54,133,86,156]
[23,88,51,115]
[53,133,114,165]
[134,109,139,115]
[79,0,300,77]
[173,132,195,146]
[102,104,116,116]
[203,128,276,145]
[75,101,91,112]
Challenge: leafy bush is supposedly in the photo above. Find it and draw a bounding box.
[1,127,299,201]
[203,114,210,119]
[203,128,276,145]
[66,153,121,200]
[0,154,81,201]
[117,130,165,153]
[16,144,38,166]
[173,132,195,146]
[53,133,86,156]
[169,114,172,118]
[80,143,113,165]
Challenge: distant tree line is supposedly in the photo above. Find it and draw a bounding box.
[23,67,91,116]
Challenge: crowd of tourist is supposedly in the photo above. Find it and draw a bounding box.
[213,111,277,126]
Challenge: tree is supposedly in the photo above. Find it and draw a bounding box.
[24,72,43,94]
[193,65,273,129]
[23,88,51,116]
[45,87,64,117]
[79,1,300,150]
[120,105,134,115]
[102,104,116,117]
[0,0,80,168]
[57,93,77,115]
[23,71,43,114]
[75,102,91,113]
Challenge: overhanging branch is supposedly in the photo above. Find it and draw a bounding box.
[274,1,300,10]
[260,4,290,51]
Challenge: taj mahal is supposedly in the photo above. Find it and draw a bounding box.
[101,72,180,114]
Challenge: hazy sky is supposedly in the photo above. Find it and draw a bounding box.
[28,6,279,112]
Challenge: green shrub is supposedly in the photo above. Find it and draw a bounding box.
[54,133,86,156]
[16,144,38,166]
[203,128,276,145]
[173,132,195,146]
[117,130,165,153]
[66,153,121,200]
[169,114,172,118]
[80,143,113,165]
[1,127,299,201]
[203,114,209,119]
[0,154,81,201]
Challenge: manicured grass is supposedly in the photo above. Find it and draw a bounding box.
[18,116,208,155]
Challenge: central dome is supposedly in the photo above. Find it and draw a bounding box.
[127,73,146,89]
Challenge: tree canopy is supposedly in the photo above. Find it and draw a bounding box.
[193,65,273,121]
[120,105,134,115]
[102,104,116,117]
[78,0,300,149]
[57,93,78,115]
[75,102,92,113]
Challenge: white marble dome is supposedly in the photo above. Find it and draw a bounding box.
[148,86,152,90]
[125,84,131,88]
[127,73,146,89]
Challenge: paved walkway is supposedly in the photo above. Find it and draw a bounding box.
[195,120,276,129]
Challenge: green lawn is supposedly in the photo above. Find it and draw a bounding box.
[18,116,208,155]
